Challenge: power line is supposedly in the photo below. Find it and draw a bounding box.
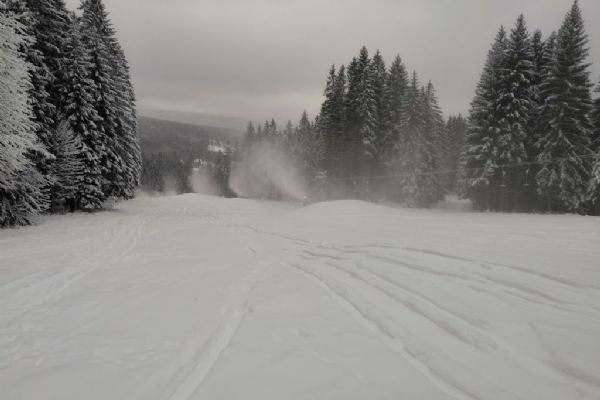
[324,153,600,181]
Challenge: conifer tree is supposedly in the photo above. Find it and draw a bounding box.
[256,123,263,140]
[319,64,347,179]
[21,0,71,191]
[80,0,140,204]
[392,72,441,207]
[345,47,376,190]
[496,15,535,210]
[50,121,85,212]
[424,81,446,195]
[0,9,48,226]
[369,50,388,172]
[6,0,70,213]
[531,30,545,82]
[62,13,105,210]
[293,111,323,183]
[110,39,141,200]
[243,122,256,150]
[319,65,337,139]
[284,120,294,138]
[463,27,508,210]
[589,81,600,213]
[445,115,467,192]
[536,1,594,212]
[592,79,600,148]
[382,55,408,164]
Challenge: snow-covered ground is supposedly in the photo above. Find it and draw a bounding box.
[1,194,599,400]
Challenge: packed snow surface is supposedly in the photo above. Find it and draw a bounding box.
[1,194,600,400]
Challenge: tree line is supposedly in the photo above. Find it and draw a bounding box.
[0,0,140,227]
[240,1,600,215]
[241,48,466,206]
[463,1,600,214]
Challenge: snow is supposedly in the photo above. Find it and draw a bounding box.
[1,194,600,399]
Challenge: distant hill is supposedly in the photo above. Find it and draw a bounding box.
[138,116,237,158]
[139,110,249,133]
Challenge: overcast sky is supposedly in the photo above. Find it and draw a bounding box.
[65,0,600,125]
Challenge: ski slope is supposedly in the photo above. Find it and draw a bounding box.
[1,194,599,400]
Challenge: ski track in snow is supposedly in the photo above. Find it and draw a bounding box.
[1,194,600,400]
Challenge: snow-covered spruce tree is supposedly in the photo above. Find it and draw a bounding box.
[445,114,467,193]
[283,120,293,138]
[526,30,555,211]
[6,0,70,213]
[319,65,347,181]
[531,30,545,84]
[535,1,594,213]
[49,120,85,212]
[0,9,48,227]
[27,0,71,182]
[588,80,600,213]
[368,50,388,175]
[424,81,447,197]
[110,39,141,200]
[242,121,256,150]
[462,26,508,211]
[61,13,105,210]
[292,111,323,184]
[391,72,441,207]
[80,0,140,204]
[592,79,600,147]
[382,55,408,163]
[345,47,376,196]
[495,15,535,211]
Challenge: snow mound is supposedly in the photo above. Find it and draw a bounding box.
[431,196,473,212]
[297,200,394,216]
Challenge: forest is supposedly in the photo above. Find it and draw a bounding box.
[0,0,139,227]
[2,0,600,229]
[237,1,600,214]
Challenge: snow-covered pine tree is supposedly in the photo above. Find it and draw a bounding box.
[80,0,140,204]
[536,1,594,213]
[243,122,256,150]
[24,0,71,187]
[531,30,544,83]
[392,72,441,207]
[592,79,600,148]
[0,8,48,226]
[534,31,558,119]
[256,123,263,140]
[345,47,376,195]
[496,15,535,211]
[269,118,278,140]
[110,39,141,200]
[293,111,323,184]
[445,114,467,193]
[368,50,388,174]
[62,13,104,210]
[6,0,70,213]
[5,1,52,153]
[462,26,508,211]
[588,80,600,213]
[382,55,408,164]
[261,120,271,141]
[320,65,339,175]
[423,81,446,198]
[319,65,347,180]
[49,120,85,212]
[284,120,294,138]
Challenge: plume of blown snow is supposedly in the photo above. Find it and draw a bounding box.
[230,141,306,201]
